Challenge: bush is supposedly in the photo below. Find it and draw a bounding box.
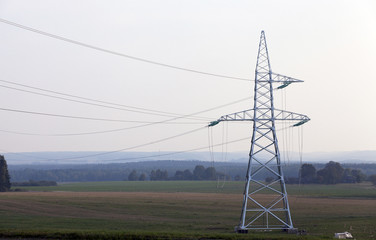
[369,175,376,185]
[12,180,57,187]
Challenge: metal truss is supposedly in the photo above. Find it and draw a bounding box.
[210,108,309,124]
[208,31,309,232]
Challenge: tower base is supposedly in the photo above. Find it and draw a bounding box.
[285,228,299,234]
[234,226,298,234]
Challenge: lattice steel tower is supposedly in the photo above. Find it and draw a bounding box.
[208,31,309,232]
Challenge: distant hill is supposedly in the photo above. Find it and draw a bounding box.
[3,151,247,165]
[3,150,375,165]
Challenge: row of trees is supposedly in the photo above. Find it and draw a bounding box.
[299,161,367,184]
[173,165,226,180]
[8,159,376,183]
[128,169,168,181]
[127,165,224,181]
[3,154,376,187]
[136,162,373,184]
[127,162,376,184]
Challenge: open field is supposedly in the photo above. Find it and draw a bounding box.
[0,181,375,239]
[13,181,376,198]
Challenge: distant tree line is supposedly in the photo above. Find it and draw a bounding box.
[10,168,130,182]
[7,160,376,184]
[128,170,147,181]
[12,180,57,187]
[173,165,222,180]
[287,161,368,184]
[127,165,227,181]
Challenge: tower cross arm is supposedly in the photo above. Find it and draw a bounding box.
[273,109,310,126]
[270,72,303,90]
[255,72,303,89]
[207,109,255,127]
[207,108,310,127]
[270,72,303,83]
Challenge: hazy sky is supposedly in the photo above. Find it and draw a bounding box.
[0,0,375,159]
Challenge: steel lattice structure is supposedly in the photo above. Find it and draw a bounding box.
[209,31,309,232]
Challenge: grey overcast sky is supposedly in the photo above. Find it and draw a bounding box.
[0,0,375,158]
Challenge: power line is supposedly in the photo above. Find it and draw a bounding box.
[0,79,210,121]
[0,128,131,136]
[0,96,251,136]
[0,83,208,121]
[64,126,207,160]
[0,107,204,124]
[3,134,250,163]
[6,126,207,161]
[0,123,202,136]
[2,126,293,163]
[0,18,252,82]
[101,136,251,162]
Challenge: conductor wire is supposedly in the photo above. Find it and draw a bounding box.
[0,18,251,82]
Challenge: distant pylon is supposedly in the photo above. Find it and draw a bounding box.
[208,31,309,232]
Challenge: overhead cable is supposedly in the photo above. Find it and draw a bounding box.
[3,134,250,163]
[0,18,251,82]
[101,136,251,162]
[2,126,292,163]
[6,126,207,161]
[0,96,251,136]
[0,79,209,121]
[0,107,204,124]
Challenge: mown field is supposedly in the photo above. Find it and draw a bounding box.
[0,181,375,240]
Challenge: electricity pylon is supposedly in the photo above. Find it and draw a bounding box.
[208,31,309,232]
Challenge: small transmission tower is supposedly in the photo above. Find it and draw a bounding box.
[208,31,309,232]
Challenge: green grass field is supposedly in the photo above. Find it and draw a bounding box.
[1,181,375,240]
[13,181,376,198]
